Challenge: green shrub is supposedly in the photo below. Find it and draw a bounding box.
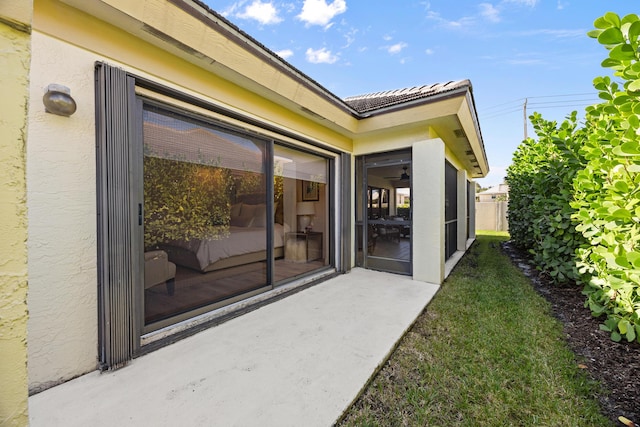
[572,12,640,343]
[506,112,586,284]
[506,12,640,343]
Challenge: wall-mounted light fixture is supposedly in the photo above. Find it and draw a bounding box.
[43,84,77,117]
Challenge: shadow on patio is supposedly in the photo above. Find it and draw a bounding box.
[29,268,439,427]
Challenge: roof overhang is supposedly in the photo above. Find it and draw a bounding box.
[351,86,488,178]
[55,0,488,177]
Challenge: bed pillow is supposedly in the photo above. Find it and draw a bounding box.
[240,203,258,219]
[252,209,267,228]
[230,215,253,227]
[230,203,243,218]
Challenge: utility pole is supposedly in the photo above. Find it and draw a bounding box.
[523,98,528,140]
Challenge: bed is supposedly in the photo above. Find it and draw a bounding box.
[159,201,287,273]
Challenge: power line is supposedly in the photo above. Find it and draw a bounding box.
[479,95,600,121]
[482,92,596,111]
[527,98,600,107]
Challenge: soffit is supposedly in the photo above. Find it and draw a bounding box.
[54,0,488,177]
[59,0,360,134]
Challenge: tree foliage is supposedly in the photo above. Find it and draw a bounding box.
[506,12,640,343]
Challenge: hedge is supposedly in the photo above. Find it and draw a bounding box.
[506,12,640,343]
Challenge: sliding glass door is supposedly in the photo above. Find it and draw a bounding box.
[139,103,333,331]
[96,63,339,367]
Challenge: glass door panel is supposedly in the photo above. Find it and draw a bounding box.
[273,144,330,283]
[142,104,269,328]
[364,157,412,275]
[356,151,412,275]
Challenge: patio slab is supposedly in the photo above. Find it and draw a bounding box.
[28,268,439,427]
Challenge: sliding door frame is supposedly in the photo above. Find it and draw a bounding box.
[96,62,347,367]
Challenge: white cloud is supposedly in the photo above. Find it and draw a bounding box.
[516,28,585,39]
[426,10,476,30]
[507,58,545,65]
[425,48,435,55]
[479,3,501,23]
[387,42,408,55]
[342,28,358,48]
[503,0,539,6]
[275,49,294,59]
[297,0,347,27]
[237,0,282,25]
[305,47,339,64]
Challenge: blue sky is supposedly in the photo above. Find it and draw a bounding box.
[203,0,638,187]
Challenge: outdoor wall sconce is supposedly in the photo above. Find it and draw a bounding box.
[43,84,77,117]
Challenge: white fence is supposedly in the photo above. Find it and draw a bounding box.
[475,201,508,232]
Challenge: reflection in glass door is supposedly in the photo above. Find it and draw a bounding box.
[356,151,412,275]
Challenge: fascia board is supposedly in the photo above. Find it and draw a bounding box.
[59,0,360,134]
[457,94,489,176]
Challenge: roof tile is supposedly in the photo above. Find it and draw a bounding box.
[343,80,471,114]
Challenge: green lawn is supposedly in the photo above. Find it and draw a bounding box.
[338,232,610,427]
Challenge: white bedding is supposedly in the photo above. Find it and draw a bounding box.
[170,224,286,271]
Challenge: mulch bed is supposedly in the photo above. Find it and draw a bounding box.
[501,241,640,426]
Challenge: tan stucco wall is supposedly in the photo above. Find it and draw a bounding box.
[25,0,487,391]
[412,138,445,284]
[36,0,352,153]
[26,31,100,392]
[26,0,355,390]
[0,2,32,425]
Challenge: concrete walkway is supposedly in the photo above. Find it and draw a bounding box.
[29,268,439,427]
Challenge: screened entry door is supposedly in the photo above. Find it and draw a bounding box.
[362,158,412,275]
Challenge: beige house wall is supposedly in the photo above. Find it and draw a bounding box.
[0,2,33,425]
[412,138,445,284]
[26,31,101,393]
[26,1,350,390]
[24,0,488,393]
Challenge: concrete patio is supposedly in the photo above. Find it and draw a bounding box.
[28,268,439,426]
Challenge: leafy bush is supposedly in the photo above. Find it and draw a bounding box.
[506,113,586,283]
[506,12,640,343]
[572,12,640,343]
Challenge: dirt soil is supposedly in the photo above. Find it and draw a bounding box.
[501,241,640,426]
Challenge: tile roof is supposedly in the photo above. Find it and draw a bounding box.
[343,80,471,114]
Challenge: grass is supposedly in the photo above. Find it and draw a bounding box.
[338,232,611,427]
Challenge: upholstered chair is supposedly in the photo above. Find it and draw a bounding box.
[144,250,176,295]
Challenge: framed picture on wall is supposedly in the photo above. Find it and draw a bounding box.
[302,180,319,201]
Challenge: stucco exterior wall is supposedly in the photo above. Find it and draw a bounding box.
[412,138,445,284]
[24,0,487,393]
[0,2,32,425]
[26,31,99,392]
[27,3,354,390]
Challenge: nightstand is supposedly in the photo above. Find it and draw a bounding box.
[285,231,323,263]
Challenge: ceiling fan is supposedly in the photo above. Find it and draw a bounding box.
[384,165,410,181]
